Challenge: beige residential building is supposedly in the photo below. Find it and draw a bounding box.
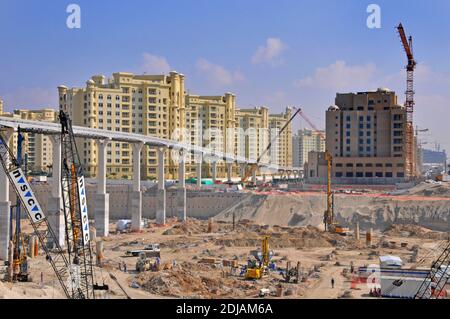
[324,88,408,180]
[293,128,325,168]
[0,98,3,115]
[235,107,269,164]
[268,107,293,167]
[0,106,57,173]
[58,72,186,179]
[12,109,58,173]
[185,93,236,178]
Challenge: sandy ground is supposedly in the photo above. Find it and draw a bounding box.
[1,217,446,299]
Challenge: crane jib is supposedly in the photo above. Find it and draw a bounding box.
[9,168,45,223]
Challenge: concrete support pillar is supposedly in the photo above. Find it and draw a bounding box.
[227,162,233,183]
[239,163,246,179]
[0,129,12,260]
[196,153,202,187]
[47,135,65,248]
[252,167,257,184]
[355,222,360,241]
[212,161,217,183]
[262,174,267,183]
[131,142,143,231]
[177,149,186,221]
[94,139,109,237]
[156,147,166,225]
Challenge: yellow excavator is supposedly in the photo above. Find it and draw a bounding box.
[323,151,349,235]
[245,235,271,280]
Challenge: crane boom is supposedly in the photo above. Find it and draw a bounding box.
[0,131,72,298]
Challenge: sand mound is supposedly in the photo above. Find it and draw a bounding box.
[383,224,449,240]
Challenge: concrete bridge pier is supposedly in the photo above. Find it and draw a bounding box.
[131,142,143,231]
[177,149,186,221]
[47,135,65,247]
[196,153,202,187]
[94,139,110,237]
[226,162,233,183]
[156,147,166,225]
[212,160,217,183]
[0,129,12,260]
[239,163,246,180]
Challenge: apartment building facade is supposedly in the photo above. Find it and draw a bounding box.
[324,88,409,181]
[235,107,269,165]
[292,128,325,168]
[58,72,186,179]
[185,93,236,178]
[268,107,293,167]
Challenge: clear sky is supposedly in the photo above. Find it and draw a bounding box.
[1,0,450,150]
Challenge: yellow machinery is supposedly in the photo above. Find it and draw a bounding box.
[323,151,349,235]
[245,236,270,280]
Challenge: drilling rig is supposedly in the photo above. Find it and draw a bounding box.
[397,23,417,178]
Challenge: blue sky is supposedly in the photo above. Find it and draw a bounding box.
[1,0,450,149]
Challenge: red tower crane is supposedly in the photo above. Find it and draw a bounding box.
[397,23,417,178]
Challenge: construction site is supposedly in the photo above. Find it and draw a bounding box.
[1,9,450,301]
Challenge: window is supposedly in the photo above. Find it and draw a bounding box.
[397,172,405,178]
[336,163,343,167]
[359,123,364,129]
[346,124,351,129]
[346,139,350,144]
[346,131,350,137]
[346,172,353,177]
[368,100,375,105]
[365,172,373,177]
[359,146,364,152]
[366,123,371,129]
[366,146,371,152]
[359,131,364,137]
[335,172,343,177]
[394,146,403,152]
[346,163,353,167]
[346,116,351,121]
[394,123,403,129]
[359,116,364,121]
[359,139,364,144]
[385,172,393,177]
[365,163,373,167]
[376,172,383,177]
[367,139,371,144]
[394,139,403,144]
[356,172,363,177]
[393,114,403,121]
[357,106,364,111]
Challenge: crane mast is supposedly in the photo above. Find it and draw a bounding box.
[397,23,416,178]
[0,131,72,298]
[59,109,96,299]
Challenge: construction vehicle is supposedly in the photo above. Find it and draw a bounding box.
[241,107,302,185]
[283,261,301,283]
[135,252,160,272]
[0,130,74,297]
[126,243,161,258]
[245,235,271,280]
[296,110,348,235]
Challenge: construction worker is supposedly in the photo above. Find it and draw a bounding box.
[331,277,335,289]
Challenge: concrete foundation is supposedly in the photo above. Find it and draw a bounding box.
[94,193,110,237]
[131,191,142,231]
[177,188,187,221]
[156,189,166,225]
[0,201,11,260]
[47,197,65,247]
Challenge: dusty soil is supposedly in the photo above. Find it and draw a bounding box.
[1,217,446,299]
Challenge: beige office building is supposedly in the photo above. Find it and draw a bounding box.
[58,72,186,180]
[293,128,325,168]
[324,88,408,180]
[268,107,293,167]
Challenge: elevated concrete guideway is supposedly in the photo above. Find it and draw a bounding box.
[0,116,302,172]
[0,115,302,257]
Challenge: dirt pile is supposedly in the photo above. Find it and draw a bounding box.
[383,224,449,240]
[162,219,232,236]
[135,262,255,298]
[215,224,347,249]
